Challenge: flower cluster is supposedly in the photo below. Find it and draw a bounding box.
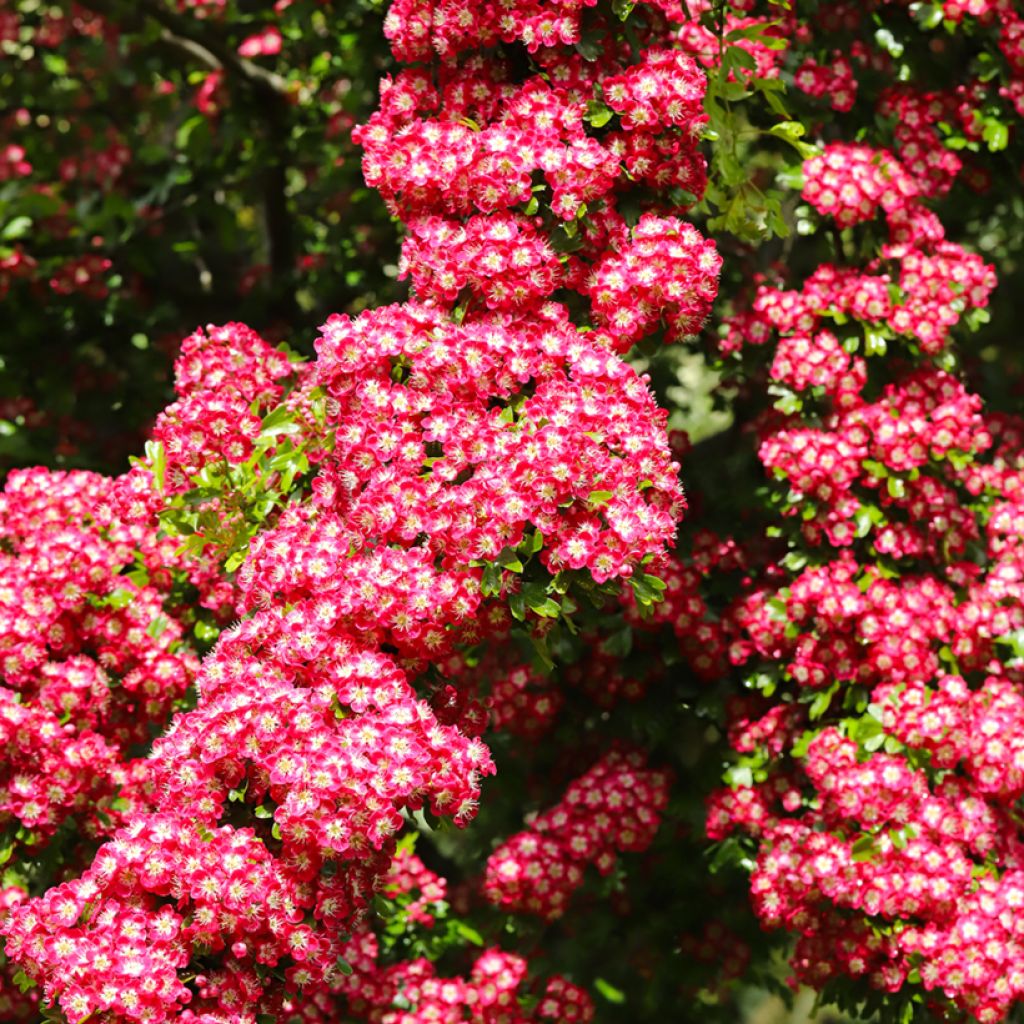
[47,253,112,300]
[0,143,31,180]
[399,215,563,311]
[485,752,670,920]
[802,144,919,227]
[117,321,298,511]
[793,53,858,112]
[327,935,595,1023]
[704,35,1024,1021]
[382,0,614,61]
[877,87,964,197]
[380,845,447,928]
[356,5,719,340]
[486,662,563,738]
[0,468,197,853]
[586,215,721,350]
[304,301,686,589]
[602,48,708,132]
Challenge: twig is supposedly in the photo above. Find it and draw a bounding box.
[133,0,290,99]
[75,0,298,318]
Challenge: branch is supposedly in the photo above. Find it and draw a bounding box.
[74,0,298,318]
[155,28,221,74]
[135,0,290,100]
[75,0,289,99]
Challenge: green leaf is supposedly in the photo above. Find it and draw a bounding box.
[964,307,991,332]
[480,561,502,597]
[225,549,248,573]
[42,52,68,75]
[723,44,758,73]
[916,2,945,30]
[105,587,136,609]
[852,715,884,743]
[854,504,879,538]
[864,329,888,356]
[335,956,354,976]
[996,630,1024,659]
[600,627,633,658]
[808,686,836,721]
[551,225,585,253]
[529,630,556,671]
[497,548,524,572]
[981,117,1009,153]
[594,978,627,1004]
[193,619,221,643]
[453,920,485,946]
[770,120,805,140]
[720,80,751,102]
[1,216,32,242]
[523,583,561,618]
[851,834,879,862]
[176,113,208,153]
[768,120,820,158]
[864,732,887,752]
[12,970,35,993]
[630,572,667,607]
[575,31,603,60]
[585,102,615,128]
[146,615,170,640]
[773,391,802,415]
[145,440,167,494]
[261,406,299,436]
[763,88,792,119]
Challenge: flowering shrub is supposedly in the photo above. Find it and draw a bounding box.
[4,0,1024,1023]
[2,1,719,1021]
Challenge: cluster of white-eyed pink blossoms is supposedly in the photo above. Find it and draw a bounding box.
[1,0,719,1021]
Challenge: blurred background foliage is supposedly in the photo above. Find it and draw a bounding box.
[0,0,401,470]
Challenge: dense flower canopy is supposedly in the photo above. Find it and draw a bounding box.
[2,0,1024,1022]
